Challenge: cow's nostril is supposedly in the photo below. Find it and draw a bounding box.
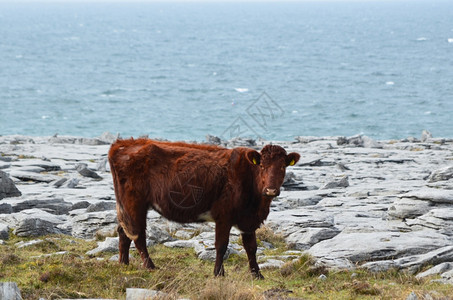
[265,188,278,196]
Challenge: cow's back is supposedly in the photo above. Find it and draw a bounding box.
[109,139,230,223]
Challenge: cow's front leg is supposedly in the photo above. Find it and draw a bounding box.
[214,221,232,276]
[242,231,264,279]
[134,232,156,270]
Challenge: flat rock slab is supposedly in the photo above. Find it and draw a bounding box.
[10,160,61,171]
[9,170,60,183]
[363,245,453,273]
[308,230,451,268]
[400,189,453,204]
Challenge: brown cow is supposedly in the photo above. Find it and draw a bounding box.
[108,138,300,278]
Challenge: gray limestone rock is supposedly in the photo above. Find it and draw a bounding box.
[428,166,453,182]
[14,217,63,237]
[86,237,119,255]
[11,197,72,215]
[406,291,418,300]
[337,135,381,148]
[308,230,451,268]
[406,208,453,236]
[64,178,79,188]
[284,227,341,250]
[321,176,349,189]
[52,177,68,188]
[206,134,222,145]
[86,201,116,212]
[0,282,22,300]
[11,160,61,171]
[15,239,44,248]
[259,259,285,270]
[71,211,117,239]
[96,157,108,172]
[363,246,453,273]
[99,131,119,144]
[400,189,453,204]
[71,201,91,210]
[126,288,167,300]
[9,170,59,183]
[0,203,12,214]
[76,163,102,180]
[416,262,453,279]
[0,170,21,199]
[146,222,174,245]
[421,130,432,142]
[163,240,197,249]
[388,198,433,219]
[0,223,9,240]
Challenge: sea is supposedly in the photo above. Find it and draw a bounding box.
[1,1,452,142]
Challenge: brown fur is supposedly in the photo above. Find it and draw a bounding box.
[108,138,300,278]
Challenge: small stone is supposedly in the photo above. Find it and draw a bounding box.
[126,288,167,300]
[428,166,453,182]
[15,239,44,248]
[76,164,102,180]
[416,262,453,279]
[0,203,12,214]
[86,237,119,255]
[421,130,432,142]
[0,282,22,300]
[97,158,108,172]
[52,178,67,188]
[65,178,79,188]
[259,259,285,270]
[206,135,222,145]
[406,291,418,300]
[86,201,116,212]
[321,176,349,189]
[0,223,9,240]
[0,170,22,200]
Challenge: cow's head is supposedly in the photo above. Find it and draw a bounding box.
[246,145,300,198]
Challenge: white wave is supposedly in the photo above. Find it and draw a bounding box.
[424,111,432,115]
[448,38,453,43]
[386,81,395,85]
[234,88,249,93]
[416,37,427,41]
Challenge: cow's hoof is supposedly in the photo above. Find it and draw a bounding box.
[143,258,156,270]
[253,272,264,280]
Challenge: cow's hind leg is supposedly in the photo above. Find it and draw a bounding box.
[214,221,232,277]
[242,231,264,279]
[119,203,155,270]
[117,225,132,265]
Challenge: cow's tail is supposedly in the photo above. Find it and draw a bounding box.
[109,154,140,241]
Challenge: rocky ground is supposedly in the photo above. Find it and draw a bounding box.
[1,132,453,287]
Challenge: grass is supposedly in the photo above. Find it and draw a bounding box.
[1,233,453,300]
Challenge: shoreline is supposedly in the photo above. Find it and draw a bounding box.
[1,133,453,283]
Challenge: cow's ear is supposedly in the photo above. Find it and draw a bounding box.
[286,152,300,166]
[246,150,261,165]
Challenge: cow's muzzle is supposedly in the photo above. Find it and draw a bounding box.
[263,188,280,197]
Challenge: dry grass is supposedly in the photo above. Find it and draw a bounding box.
[1,233,453,300]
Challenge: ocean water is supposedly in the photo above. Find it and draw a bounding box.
[1,1,452,141]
